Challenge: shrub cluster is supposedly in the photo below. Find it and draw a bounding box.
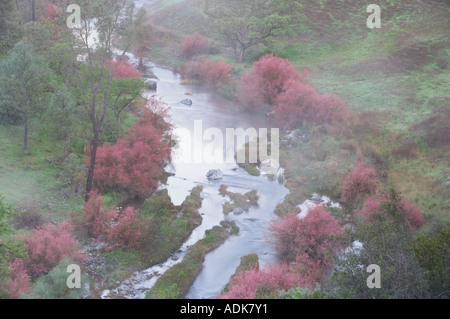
[240,54,349,130]
[180,32,209,60]
[183,58,232,87]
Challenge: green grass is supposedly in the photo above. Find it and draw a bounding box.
[139,187,203,266]
[147,223,235,299]
[0,125,84,222]
[219,185,259,214]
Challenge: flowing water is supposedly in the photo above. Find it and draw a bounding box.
[100,54,291,298]
[101,0,338,299]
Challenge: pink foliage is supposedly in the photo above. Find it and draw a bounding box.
[270,206,344,276]
[71,191,117,238]
[1,259,31,299]
[108,207,149,250]
[401,198,425,228]
[341,160,378,202]
[22,222,85,279]
[220,264,303,299]
[42,1,63,21]
[90,107,171,198]
[184,58,232,87]
[271,80,349,129]
[239,54,304,109]
[180,32,209,59]
[357,191,424,228]
[110,59,142,79]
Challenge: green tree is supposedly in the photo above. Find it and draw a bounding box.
[68,0,146,202]
[110,77,146,136]
[0,0,22,55]
[0,42,50,151]
[414,224,450,298]
[205,0,302,62]
[132,7,152,69]
[43,83,80,157]
[329,189,430,298]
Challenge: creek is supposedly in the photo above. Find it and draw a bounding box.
[101,54,290,299]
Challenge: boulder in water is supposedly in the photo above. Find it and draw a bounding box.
[206,169,223,180]
[147,80,157,91]
[233,207,244,215]
[180,99,193,106]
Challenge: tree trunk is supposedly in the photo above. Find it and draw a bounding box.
[64,130,71,158]
[23,110,28,151]
[238,47,245,63]
[84,127,99,202]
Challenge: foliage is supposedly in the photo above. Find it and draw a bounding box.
[0,0,22,55]
[356,189,425,229]
[0,259,31,299]
[109,59,143,79]
[28,258,89,299]
[140,187,203,266]
[183,58,232,87]
[0,42,50,149]
[271,206,344,263]
[331,189,430,298]
[12,201,45,230]
[220,264,302,299]
[271,80,350,130]
[148,225,230,299]
[270,206,344,286]
[0,237,27,299]
[91,107,172,198]
[278,286,324,299]
[180,32,209,59]
[69,0,145,201]
[0,193,17,234]
[109,76,146,136]
[21,221,86,279]
[59,153,87,197]
[108,206,150,250]
[42,83,80,156]
[341,160,378,204]
[240,54,302,109]
[414,224,450,298]
[206,0,301,62]
[70,190,116,238]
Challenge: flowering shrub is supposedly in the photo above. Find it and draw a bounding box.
[90,107,171,198]
[270,206,344,264]
[110,59,142,79]
[220,264,303,299]
[22,222,85,278]
[183,58,232,87]
[271,80,349,129]
[356,190,424,229]
[180,33,209,59]
[240,54,304,109]
[1,259,31,299]
[108,207,150,250]
[71,190,116,238]
[341,160,378,202]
